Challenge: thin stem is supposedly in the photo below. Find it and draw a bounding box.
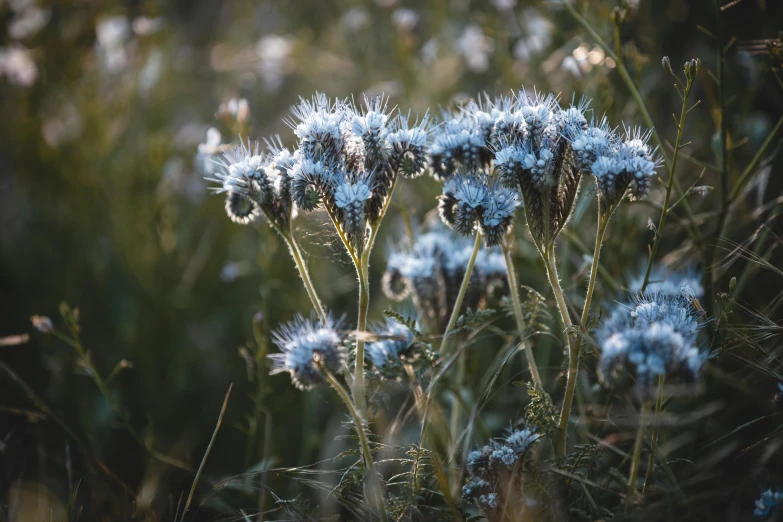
[641,72,694,291]
[555,203,616,455]
[285,231,327,323]
[642,375,665,496]
[729,113,783,202]
[627,402,650,512]
[439,232,483,357]
[180,384,232,522]
[704,0,729,313]
[502,240,543,388]
[449,351,467,446]
[354,265,370,419]
[562,0,701,242]
[321,370,387,522]
[52,331,192,472]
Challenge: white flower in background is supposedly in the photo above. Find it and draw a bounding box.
[456,24,493,73]
[95,16,131,72]
[512,8,553,63]
[8,5,50,40]
[41,99,83,147]
[139,48,164,93]
[257,34,293,93]
[0,46,37,86]
[490,0,516,10]
[197,128,223,175]
[132,16,166,36]
[391,8,419,33]
[421,38,439,64]
[341,7,370,32]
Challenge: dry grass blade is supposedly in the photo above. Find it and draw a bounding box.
[180,383,233,522]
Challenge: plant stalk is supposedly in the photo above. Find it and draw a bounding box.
[502,240,543,388]
[439,231,483,357]
[642,375,665,496]
[627,402,650,511]
[640,77,693,291]
[322,370,387,522]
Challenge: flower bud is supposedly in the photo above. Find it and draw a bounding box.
[661,56,673,75]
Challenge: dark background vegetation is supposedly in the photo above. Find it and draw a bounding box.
[1,0,782,520]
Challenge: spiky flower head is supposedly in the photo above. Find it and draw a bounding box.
[596,290,706,398]
[428,110,490,180]
[573,122,660,212]
[490,89,587,245]
[365,318,417,376]
[269,314,347,390]
[382,224,508,334]
[462,427,540,519]
[206,137,295,229]
[439,174,521,246]
[754,489,783,518]
[387,112,431,178]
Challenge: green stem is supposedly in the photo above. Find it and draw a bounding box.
[322,370,387,522]
[627,402,650,512]
[354,265,370,418]
[502,241,543,388]
[640,77,693,291]
[704,0,728,313]
[540,243,576,457]
[439,232,483,357]
[284,230,327,324]
[555,202,616,455]
[562,0,701,243]
[53,331,192,472]
[642,375,665,496]
[449,351,467,447]
[729,113,783,202]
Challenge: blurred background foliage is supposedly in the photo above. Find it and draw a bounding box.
[1,0,782,520]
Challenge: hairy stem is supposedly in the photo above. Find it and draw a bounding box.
[555,202,616,456]
[439,231,483,357]
[641,76,694,291]
[284,230,327,323]
[322,370,387,522]
[502,240,543,388]
[354,264,370,419]
[540,244,576,457]
[627,402,650,511]
[642,375,665,496]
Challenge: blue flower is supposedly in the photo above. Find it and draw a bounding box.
[365,318,417,373]
[754,489,783,517]
[596,291,706,396]
[269,314,347,390]
[628,266,704,300]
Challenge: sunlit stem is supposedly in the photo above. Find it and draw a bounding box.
[439,231,483,357]
[502,238,543,388]
[321,369,387,522]
[627,402,651,512]
[555,198,619,456]
[641,73,694,291]
[284,229,327,324]
[642,375,665,496]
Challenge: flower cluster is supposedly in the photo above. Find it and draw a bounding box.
[382,225,507,334]
[596,286,707,398]
[484,90,588,244]
[285,93,430,253]
[439,173,521,246]
[462,428,540,519]
[572,123,660,212]
[365,318,418,377]
[754,489,783,518]
[207,137,296,230]
[269,314,347,390]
